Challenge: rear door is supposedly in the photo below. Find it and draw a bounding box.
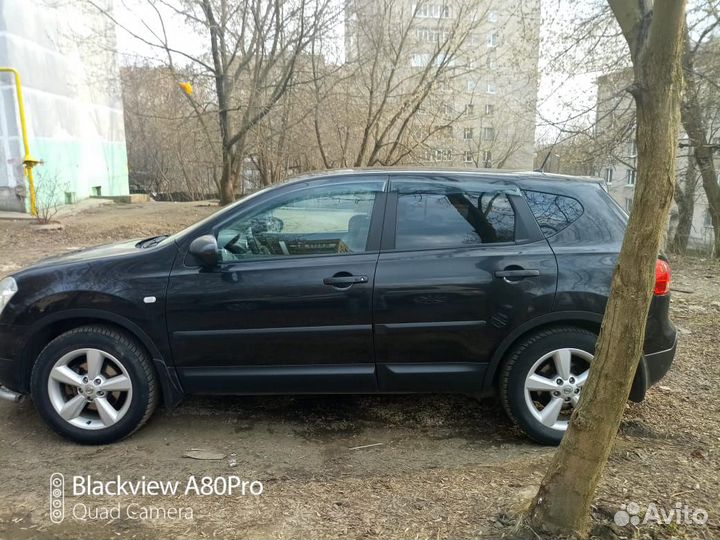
[373,175,557,392]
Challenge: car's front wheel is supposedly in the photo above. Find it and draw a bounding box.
[499,326,596,445]
[30,325,158,444]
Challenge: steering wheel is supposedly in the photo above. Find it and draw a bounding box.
[223,233,246,254]
[223,228,261,255]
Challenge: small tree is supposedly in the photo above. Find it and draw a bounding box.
[34,172,68,225]
[527,0,686,535]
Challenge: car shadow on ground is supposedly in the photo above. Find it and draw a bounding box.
[160,393,524,444]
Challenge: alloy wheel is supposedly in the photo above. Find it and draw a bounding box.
[46,348,133,430]
[523,347,592,431]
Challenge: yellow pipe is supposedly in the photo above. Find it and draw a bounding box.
[0,67,39,216]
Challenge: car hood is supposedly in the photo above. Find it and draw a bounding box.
[26,239,147,269]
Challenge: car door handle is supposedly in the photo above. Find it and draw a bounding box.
[323,274,369,287]
[494,269,540,279]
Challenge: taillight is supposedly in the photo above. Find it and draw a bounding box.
[655,259,671,296]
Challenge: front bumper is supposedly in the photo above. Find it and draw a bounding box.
[629,334,678,402]
[0,323,29,394]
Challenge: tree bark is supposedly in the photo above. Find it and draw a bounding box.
[670,159,697,254]
[680,28,720,257]
[219,155,235,205]
[527,0,686,535]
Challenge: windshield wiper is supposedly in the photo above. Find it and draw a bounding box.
[137,235,168,248]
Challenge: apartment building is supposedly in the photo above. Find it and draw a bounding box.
[0,0,128,213]
[345,0,540,169]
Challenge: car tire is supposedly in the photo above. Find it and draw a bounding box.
[30,325,158,444]
[499,326,597,446]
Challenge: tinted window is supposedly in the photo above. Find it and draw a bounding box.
[394,181,515,249]
[523,190,583,237]
[217,182,383,260]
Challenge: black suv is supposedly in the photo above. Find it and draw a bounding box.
[0,170,677,445]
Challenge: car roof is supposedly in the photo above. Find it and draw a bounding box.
[282,167,604,188]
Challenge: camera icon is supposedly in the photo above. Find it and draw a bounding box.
[49,473,64,523]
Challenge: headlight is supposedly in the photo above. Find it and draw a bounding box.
[0,277,18,315]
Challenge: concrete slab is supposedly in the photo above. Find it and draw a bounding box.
[0,210,34,221]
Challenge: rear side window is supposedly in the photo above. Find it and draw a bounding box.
[523,190,583,237]
[394,181,516,249]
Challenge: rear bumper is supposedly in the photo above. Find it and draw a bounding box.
[629,333,677,402]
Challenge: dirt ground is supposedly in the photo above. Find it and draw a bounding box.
[0,201,718,539]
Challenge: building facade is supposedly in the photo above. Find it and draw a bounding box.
[596,71,716,252]
[0,0,128,213]
[344,0,540,169]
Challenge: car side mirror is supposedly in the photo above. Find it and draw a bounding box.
[189,235,219,267]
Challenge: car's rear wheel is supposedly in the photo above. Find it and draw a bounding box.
[499,326,596,445]
[30,325,158,444]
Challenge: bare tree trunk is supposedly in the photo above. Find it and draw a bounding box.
[680,28,720,258]
[527,0,686,535]
[670,159,697,254]
[219,155,235,205]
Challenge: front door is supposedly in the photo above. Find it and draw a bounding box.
[373,175,557,392]
[166,178,387,394]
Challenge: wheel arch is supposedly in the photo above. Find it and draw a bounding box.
[21,309,184,408]
[483,311,602,388]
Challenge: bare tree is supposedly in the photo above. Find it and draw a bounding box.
[89,0,337,204]
[680,10,720,257]
[669,156,701,253]
[527,0,686,535]
[121,64,221,199]
[319,0,497,167]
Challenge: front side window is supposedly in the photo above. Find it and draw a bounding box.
[217,182,383,261]
[523,190,584,237]
[394,180,516,250]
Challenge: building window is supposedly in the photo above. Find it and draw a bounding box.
[705,209,713,227]
[467,78,479,92]
[416,28,449,43]
[436,79,450,93]
[468,33,480,46]
[464,151,474,163]
[413,4,451,18]
[413,3,429,17]
[488,11,498,23]
[628,140,637,158]
[411,53,431,67]
[433,148,452,161]
[487,32,498,47]
[483,127,495,141]
[626,169,636,186]
[465,103,475,116]
[486,52,497,69]
[486,82,496,94]
[625,198,633,212]
[463,128,474,140]
[482,150,493,168]
[604,168,613,185]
